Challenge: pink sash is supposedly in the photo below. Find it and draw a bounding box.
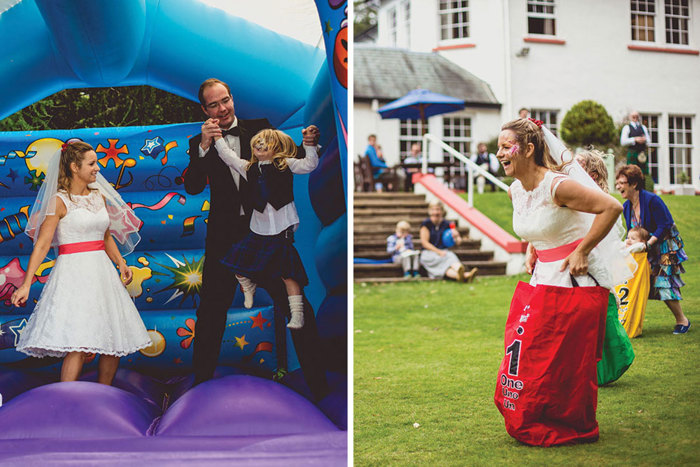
[535,239,582,262]
[58,240,106,255]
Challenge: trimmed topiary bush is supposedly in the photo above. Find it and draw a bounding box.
[560,100,616,148]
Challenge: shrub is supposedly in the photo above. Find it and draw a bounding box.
[560,100,616,148]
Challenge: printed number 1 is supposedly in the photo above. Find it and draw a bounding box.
[506,339,521,376]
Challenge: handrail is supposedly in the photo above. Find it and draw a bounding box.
[421,133,509,207]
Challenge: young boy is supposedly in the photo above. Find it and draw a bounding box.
[625,226,650,253]
[386,221,420,278]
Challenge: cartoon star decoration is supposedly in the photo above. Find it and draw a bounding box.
[105,203,143,245]
[141,136,165,158]
[250,311,268,331]
[234,335,249,350]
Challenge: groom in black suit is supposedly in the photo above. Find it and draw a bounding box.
[184,78,328,400]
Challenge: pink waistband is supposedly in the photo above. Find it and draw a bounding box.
[535,239,583,262]
[58,240,105,255]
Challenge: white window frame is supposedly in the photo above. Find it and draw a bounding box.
[664,0,690,45]
[399,119,425,161]
[530,109,559,136]
[631,0,656,42]
[640,113,660,183]
[668,115,693,184]
[527,0,556,36]
[403,0,411,47]
[442,116,472,189]
[388,5,398,47]
[438,0,470,42]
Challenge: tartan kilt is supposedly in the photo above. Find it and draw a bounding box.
[220,230,309,287]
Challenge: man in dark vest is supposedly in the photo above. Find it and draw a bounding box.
[183,78,328,400]
[620,111,651,175]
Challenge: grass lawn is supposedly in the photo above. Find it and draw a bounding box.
[353,193,700,465]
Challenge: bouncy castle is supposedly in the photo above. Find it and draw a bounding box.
[0,0,347,463]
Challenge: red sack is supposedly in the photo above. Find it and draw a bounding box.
[494,280,609,446]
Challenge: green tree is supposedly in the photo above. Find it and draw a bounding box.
[0,86,203,131]
[559,100,616,149]
[354,0,378,39]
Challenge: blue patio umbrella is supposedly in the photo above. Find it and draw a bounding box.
[377,89,465,134]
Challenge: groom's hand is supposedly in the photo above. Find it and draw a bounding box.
[302,125,320,146]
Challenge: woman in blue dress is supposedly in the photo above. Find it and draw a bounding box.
[615,164,690,334]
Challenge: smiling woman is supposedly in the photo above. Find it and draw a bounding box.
[494,117,627,446]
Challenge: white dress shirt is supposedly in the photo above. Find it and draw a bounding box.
[620,122,651,147]
[199,117,245,214]
[214,138,319,235]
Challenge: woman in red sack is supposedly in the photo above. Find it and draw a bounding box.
[493,118,634,446]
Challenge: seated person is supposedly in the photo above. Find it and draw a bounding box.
[364,134,392,191]
[469,143,500,193]
[419,201,477,282]
[386,221,420,278]
[403,143,423,192]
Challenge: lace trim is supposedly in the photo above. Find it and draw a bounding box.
[57,190,105,214]
[512,171,568,216]
[16,340,152,358]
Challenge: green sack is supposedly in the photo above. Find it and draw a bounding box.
[597,293,635,385]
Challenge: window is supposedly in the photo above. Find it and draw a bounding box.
[668,115,693,184]
[399,119,425,160]
[631,0,656,41]
[388,6,397,46]
[439,0,470,41]
[530,109,559,136]
[640,114,660,183]
[442,116,472,158]
[664,0,689,45]
[527,0,556,36]
[404,0,411,44]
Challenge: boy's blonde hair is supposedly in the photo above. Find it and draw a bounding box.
[248,129,298,171]
[396,220,411,233]
[629,226,650,243]
[577,148,609,192]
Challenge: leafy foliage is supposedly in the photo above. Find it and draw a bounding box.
[0,86,203,131]
[354,0,378,39]
[560,100,616,148]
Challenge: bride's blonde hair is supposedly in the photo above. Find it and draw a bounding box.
[501,119,571,172]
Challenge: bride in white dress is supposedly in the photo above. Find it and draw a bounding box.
[11,141,151,385]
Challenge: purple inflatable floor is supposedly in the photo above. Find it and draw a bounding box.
[0,372,347,465]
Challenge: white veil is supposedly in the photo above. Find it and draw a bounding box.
[541,125,636,286]
[25,148,142,256]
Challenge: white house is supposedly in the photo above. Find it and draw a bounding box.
[358,0,700,192]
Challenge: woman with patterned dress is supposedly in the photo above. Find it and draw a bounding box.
[615,164,690,334]
[11,142,151,385]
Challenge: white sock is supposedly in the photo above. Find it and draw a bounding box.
[237,275,257,309]
[287,295,304,329]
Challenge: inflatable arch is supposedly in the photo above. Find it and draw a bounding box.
[0,0,347,461]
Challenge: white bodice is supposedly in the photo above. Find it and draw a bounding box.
[512,171,592,251]
[511,171,610,288]
[55,190,110,245]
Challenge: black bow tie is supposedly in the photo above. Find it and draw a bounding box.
[222,126,240,138]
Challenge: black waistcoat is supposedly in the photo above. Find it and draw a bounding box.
[629,123,647,153]
[247,162,294,212]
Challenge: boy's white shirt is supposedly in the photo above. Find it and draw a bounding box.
[214,139,319,235]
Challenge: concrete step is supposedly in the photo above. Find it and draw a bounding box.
[354,226,470,236]
[353,237,481,249]
[354,260,507,279]
[353,208,430,217]
[353,199,429,209]
[354,249,494,262]
[354,192,426,201]
[353,215,427,226]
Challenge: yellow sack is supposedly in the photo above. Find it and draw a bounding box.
[614,252,651,338]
